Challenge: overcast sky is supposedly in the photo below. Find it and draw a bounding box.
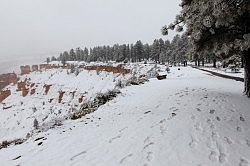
[0,0,181,61]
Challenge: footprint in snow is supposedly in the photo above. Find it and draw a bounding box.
[194,122,202,131]
[169,107,177,110]
[146,152,153,162]
[12,156,21,160]
[209,151,218,162]
[144,136,151,144]
[216,117,221,121]
[119,127,128,133]
[237,126,243,132]
[167,113,177,120]
[210,109,215,114]
[159,119,167,135]
[196,108,202,112]
[144,111,151,114]
[239,158,248,166]
[240,116,245,122]
[109,135,121,143]
[224,137,233,145]
[246,140,250,147]
[189,136,198,149]
[155,104,160,108]
[169,107,179,112]
[70,151,87,161]
[190,115,196,120]
[143,142,154,151]
[119,153,133,164]
[219,153,227,163]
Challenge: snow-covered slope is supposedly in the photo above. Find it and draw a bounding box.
[0,66,249,166]
[0,63,164,141]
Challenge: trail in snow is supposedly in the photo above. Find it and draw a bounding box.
[0,67,249,166]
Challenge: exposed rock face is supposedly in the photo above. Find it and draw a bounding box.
[17,81,27,91]
[30,89,36,95]
[20,66,31,75]
[39,64,61,70]
[43,85,52,95]
[0,73,19,90]
[0,90,11,103]
[83,66,130,75]
[48,98,53,103]
[39,64,51,70]
[22,88,29,97]
[70,91,76,99]
[58,91,65,103]
[79,96,84,103]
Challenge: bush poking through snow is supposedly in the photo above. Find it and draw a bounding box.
[0,139,26,150]
[115,79,124,89]
[126,75,148,86]
[33,118,39,129]
[70,90,121,120]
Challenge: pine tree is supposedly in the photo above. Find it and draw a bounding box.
[134,40,144,62]
[69,49,76,61]
[162,0,250,97]
[151,40,160,63]
[46,57,50,64]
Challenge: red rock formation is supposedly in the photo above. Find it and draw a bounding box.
[0,73,19,90]
[43,84,52,95]
[30,89,36,95]
[70,91,76,99]
[84,66,130,75]
[58,91,65,103]
[22,88,29,97]
[0,90,11,102]
[20,65,31,75]
[17,81,26,91]
[79,96,84,103]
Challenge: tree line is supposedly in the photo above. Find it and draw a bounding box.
[48,35,189,65]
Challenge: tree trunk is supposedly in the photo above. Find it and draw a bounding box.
[198,60,200,67]
[243,49,250,97]
[202,58,205,66]
[241,56,244,68]
[213,59,216,68]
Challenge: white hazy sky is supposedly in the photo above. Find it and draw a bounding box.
[0,0,181,61]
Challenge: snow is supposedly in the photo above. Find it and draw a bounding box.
[200,67,244,79]
[0,66,250,166]
[0,63,163,141]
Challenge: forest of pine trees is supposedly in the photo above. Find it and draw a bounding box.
[50,34,190,65]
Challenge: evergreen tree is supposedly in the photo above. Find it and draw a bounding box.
[46,57,50,64]
[69,49,76,61]
[162,0,250,97]
[151,39,160,63]
[134,40,144,62]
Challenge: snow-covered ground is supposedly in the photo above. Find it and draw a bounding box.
[200,67,244,79]
[0,66,249,166]
[0,63,164,141]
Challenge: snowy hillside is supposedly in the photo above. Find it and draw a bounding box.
[0,63,165,141]
[0,65,249,166]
